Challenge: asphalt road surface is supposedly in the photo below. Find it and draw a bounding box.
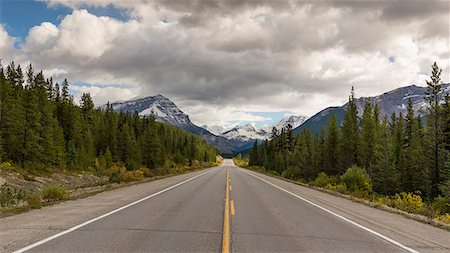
[2,159,449,252]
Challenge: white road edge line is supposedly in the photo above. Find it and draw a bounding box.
[239,168,420,253]
[13,168,215,253]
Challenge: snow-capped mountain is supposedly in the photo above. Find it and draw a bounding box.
[203,115,308,142]
[201,125,227,136]
[273,115,308,130]
[293,83,450,135]
[105,95,237,154]
[221,124,271,142]
[108,94,190,127]
[350,83,450,118]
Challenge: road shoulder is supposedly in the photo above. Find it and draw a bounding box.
[237,166,450,253]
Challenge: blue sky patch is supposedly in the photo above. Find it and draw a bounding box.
[0,0,128,40]
[249,111,291,127]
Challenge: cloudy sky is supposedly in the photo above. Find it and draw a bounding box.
[0,0,449,128]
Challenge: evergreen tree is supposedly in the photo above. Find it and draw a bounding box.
[325,114,339,175]
[360,98,375,172]
[372,117,399,194]
[425,62,443,197]
[404,99,427,193]
[341,87,360,171]
[249,140,259,166]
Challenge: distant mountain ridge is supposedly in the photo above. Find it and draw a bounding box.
[351,83,450,118]
[293,83,450,135]
[104,83,449,154]
[203,115,308,142]
[221,124,270,142]
[106,95,239,154]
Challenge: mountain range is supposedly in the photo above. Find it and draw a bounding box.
[294,83,450,135]
[104,83,449,154]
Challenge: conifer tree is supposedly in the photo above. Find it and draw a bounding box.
[360,98,375,172]
[249,140,259,166]
[325,114,339,175]
[425,62,443,197]
[372,117,399,194]
[404,99,427,193]
[341,87,360,172]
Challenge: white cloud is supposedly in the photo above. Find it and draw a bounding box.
[1,1,448,127]
[70,84,138,106]
[0,25,17,63]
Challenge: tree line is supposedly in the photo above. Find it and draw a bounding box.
[249,62,450,200]
[0,61,218,174]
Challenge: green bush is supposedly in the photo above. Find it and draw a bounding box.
[109,165,146,183]
[42,185,67,201]
[390,192,426,214]
[313,172,336,188]
[340,165,372,197]
[123,170,144,182]
[281,167,300,180]
[432,196,450,215]
[336,183,348,193]
[434,213,450,224]
[375,192,426,215]
[140,167,153,177]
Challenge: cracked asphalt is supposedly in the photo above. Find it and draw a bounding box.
[1,160,449,252]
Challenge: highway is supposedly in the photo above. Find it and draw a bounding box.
[1,159,449,252]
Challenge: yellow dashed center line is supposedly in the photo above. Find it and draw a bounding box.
[222,169,230,253]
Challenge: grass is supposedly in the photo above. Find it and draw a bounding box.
[0,159,223,217]
[42,185,67,201]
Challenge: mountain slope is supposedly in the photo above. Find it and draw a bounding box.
[293,83,450,135]
[274,115,308,130]
[106,95,236,154]
[293,107,347,135]
[350,83,450,118]
[222,124,270,142]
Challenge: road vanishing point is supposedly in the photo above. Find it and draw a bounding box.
[1,159,449,253]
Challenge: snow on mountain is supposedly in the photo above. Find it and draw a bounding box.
[105,95,237,154]
[349,83,450,118]
[214,115,308,142]
[221,124,270,142]
[273,115,307,130]
[294,83,450,136]
[201,125,227,136]
[106,94,190,127]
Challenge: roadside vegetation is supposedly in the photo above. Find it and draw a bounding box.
[239,62,450,226]
[0,60,219,215]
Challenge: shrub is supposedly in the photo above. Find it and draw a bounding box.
[336,183,348,194]
[434,213,450,224]
[109,165,125,183]
[140,167,153,178]
[0,162,13,169]
[122,170,144,182]
[340,165,372,197]
[313,172,336,188]
[432,196,450,215]
[109,165,146,183]
[26,192,42,206]
[281,167,300,180]
[42,185,67,201]
[382,192,426,214]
